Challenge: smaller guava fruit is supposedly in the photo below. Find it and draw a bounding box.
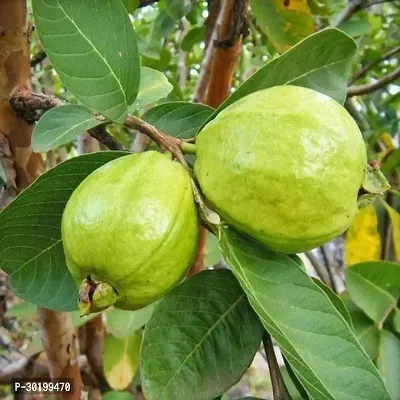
[195,85,377,254]
[61,151,199,315]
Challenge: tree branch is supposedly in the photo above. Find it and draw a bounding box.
[192,0,221,103]
[305,251,331,286]
[263,332,291,400]
[350,46,400,84]
[336,0,396,25]
[9,89,125,150]
[347,66,400,96]
[359,0,397,9]
[30,50,47,67]
[83,315,110,393]
[124,115,220,230]
[319,245,338,293]
[204,0,248,108]
[37,308,82,399]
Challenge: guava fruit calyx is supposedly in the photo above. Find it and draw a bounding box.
[78,275,119,316]
[358,160,391,209]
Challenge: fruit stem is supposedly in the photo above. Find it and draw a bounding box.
[180,142,197,154]
[79,276,119,317]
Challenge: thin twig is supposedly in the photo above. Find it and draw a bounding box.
[349,46,400,84]
[263,332,291,400]
[319,246,338,293]
[347,66,400,97]
[124,115,220,229]
[177,18,189,90]
[336,0,396,25]
[30,50,47,67]
[305,251,331,286]
[87,125,124,151]
[9,89,126,150]
[359,0,397,8]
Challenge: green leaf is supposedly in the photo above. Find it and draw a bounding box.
[206,232,221,267]
[236,398,264,400]
[282,357,311,400]
[32,0,140,123]
[337,19,371,37]
[148,10,176,51]
[181,26,205,51]
[250,0,314,53]
[381,149,400,175]
[71,310,100,328]
[313,279,354,330]
[25,334,43,356]
[0,151,129,311]
[393,308,400,334]
[353,312,380,361]
[106,303,155,339]
[6,301,99,327]
[32,105,101,152]
[219,227,391,400]
[377,330,400,400]
[165,0,190,19]
[345,261,400,324]
[6,301,37,318]
[141,269,263,400]
[121,0,139,13]
[142,48,172,71]
[104,332,142,391]
[280,365,306,400]
[103,391,135,400]
[128,67,173,112]
[142,102,214,139]
[204,28,357,128]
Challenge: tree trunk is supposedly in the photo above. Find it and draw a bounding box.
[0,2,82,398]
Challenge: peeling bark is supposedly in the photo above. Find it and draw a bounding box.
[83,315,109,393]
[37,309,82,399]
[0,0,42,205]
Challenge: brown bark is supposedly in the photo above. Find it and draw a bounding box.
[204,0,247,108]
[190,0,248,275]
[0,2,82,398]
[0,0,42,205]
[37,309,82,399]
[83,316,109,392]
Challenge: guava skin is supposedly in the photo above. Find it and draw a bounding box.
[62,151,199,310]
[195,85,367,254]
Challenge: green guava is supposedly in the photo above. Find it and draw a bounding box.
[62,151,199,315]
[195,85,368,254]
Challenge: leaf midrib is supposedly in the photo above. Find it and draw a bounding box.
[159,294,245,396]
[49,0,127,112]
[223,239,334,400]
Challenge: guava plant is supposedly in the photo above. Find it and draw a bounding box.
[0,1,399,400]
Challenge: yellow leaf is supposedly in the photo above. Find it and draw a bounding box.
[250,0,314,53]
[381,201,400,261]
[345,204,381,266]
[380,132,396,152]
[104,332,142,390]
[377,150,388,163]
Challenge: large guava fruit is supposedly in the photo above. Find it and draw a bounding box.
[62,151,199,315]
[195,85,368,254]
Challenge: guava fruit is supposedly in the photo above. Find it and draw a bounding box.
[195,85,368,254]
[62,151,199,315]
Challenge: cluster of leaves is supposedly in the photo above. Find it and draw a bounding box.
[1,0,399,399]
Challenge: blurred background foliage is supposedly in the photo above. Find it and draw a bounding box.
[1,0,399,398]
